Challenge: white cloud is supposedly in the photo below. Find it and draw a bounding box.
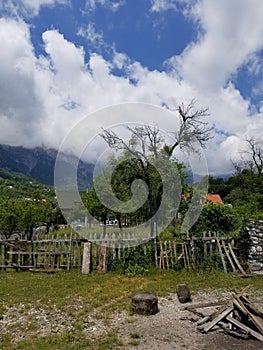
[1,1,263,175]
[150,0,194,13]
[151,0,178,12]
[77,23,104,49]
[0,0,68,16]
[21,0,68,15]
[0,18,44,146]
[84,0,125,12]
[170,0,263,92]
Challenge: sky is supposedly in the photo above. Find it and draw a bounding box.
[0,0,263,176]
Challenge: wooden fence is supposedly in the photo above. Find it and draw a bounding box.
[0,231,246,273]
[0,233,84,271]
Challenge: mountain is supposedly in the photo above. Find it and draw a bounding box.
[0,145,94,190]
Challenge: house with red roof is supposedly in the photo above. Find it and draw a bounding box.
[205,194,224,205]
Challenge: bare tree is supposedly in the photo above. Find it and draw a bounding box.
[101,124,163,162]
[240,137,263,176]
[101,100,212,159]
[164,99,212,157]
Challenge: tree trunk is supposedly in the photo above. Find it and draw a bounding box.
[131,292,158,315]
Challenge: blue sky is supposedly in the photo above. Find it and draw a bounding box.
[0,0,263,175]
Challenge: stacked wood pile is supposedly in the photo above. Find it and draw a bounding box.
[186,290,263,342]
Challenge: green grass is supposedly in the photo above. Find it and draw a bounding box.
[0,269,263,349]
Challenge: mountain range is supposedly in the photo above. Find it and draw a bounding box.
[0,144,94,190]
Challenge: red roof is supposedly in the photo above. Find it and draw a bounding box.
[205,194,223,205]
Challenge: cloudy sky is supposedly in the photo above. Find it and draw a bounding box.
[0,0,263,176]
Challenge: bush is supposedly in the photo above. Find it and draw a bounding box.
[108,242,155,276]
[190,204,241,237]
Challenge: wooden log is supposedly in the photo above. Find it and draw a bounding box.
[131,292,158,315]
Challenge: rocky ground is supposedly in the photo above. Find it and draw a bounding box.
[111,290,261,350]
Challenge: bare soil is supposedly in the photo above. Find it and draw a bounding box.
[109,290,262,350]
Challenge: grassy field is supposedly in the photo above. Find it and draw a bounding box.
[1,269,263,349]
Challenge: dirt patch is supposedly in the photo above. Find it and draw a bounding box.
[107,290,263,349]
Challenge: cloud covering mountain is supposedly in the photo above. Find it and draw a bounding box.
[0,0,263,176]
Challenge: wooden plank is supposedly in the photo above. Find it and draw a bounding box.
[168,241,174,266]
[221,240,236,272]
[203,232,207,256]
[186,300,227,311]
[208,231,213,255]
[239,298,263,334]
[216,238,227,273]
[185,243,191,268]
[226,315,263,342]
[219,322,249,339]
[241,296,263,318]
[164,241,169,270]
[228,243,246,274]
[202,306,234,333]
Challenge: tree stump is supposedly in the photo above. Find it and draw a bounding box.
[176,284,191,303]
[131,292,158,315]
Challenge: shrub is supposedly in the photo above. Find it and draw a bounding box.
[108,242,155,276]
[190,204,241,237]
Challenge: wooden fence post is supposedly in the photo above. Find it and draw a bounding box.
[82,242,92,274]
[97,245,109,273]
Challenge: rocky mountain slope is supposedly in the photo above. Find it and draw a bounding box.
[0,145,94,189]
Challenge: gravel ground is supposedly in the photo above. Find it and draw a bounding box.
[109,290,262,350]
[1,290,262,349]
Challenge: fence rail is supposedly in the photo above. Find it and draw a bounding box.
[0,231,245,273]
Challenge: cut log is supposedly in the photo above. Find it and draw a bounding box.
[176,284,191,303]
[131,292,158,315]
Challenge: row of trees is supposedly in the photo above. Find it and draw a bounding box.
[0,197,56,239]
[0,171,58,238]
[82,103,263,239]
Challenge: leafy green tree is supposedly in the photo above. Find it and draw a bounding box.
[99,102,211,227]
[0,198,20,238]
[18,199,55,239]
[190,203,241,237]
